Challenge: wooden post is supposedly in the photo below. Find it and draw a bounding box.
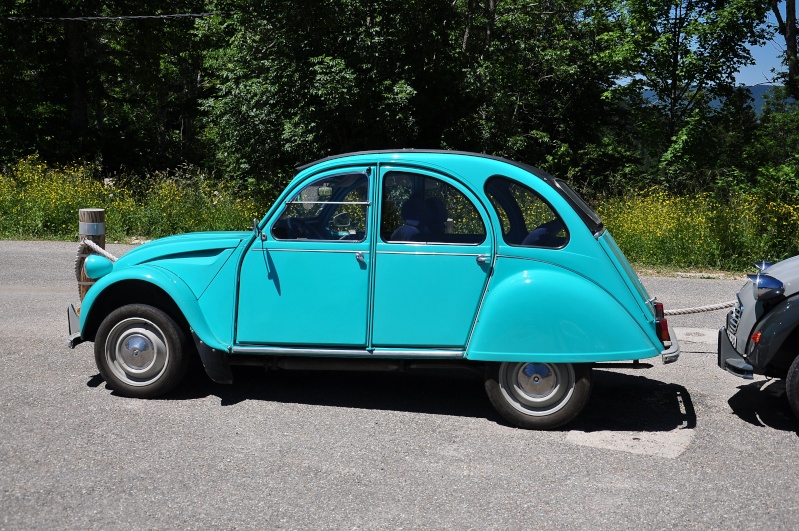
[78,208,105,301]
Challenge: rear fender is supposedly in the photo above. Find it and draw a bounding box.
[466,266,659,363]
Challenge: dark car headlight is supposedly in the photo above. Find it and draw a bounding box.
[747,273,785,301]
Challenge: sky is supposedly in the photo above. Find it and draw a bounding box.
[735,11,785,86]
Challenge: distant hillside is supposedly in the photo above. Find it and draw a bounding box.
[642,85,784,114]
[746,84,777,114]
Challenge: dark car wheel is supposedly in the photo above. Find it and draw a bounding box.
[786,355,799,419]
[484,362,592,429]
[94,304,189,398]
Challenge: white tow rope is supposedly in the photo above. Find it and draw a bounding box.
[79,239,118,262]
[664,301,735,316]
[74,240,119,297]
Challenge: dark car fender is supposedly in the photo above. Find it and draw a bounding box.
[748,295,799,377]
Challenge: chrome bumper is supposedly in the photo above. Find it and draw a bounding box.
[661,326,681,364]
[67,304,84,349]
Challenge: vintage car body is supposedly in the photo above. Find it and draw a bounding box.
[718,256,799,416]
[68,150,679,429]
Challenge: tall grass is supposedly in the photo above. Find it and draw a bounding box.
[598,189,799,270]
[1,156,797,270]
[0,155,259,241]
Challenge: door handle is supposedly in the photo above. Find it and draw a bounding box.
[355,251,366,263]
[476,255,490,264]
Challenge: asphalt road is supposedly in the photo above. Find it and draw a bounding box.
[1,240,797,529]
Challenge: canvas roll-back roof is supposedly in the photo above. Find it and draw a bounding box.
[295,149,603,236]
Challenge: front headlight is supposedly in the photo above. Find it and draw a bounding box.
[747,272,784,300]
[84,254,114,280]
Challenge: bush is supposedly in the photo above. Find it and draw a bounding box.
[0,155,259,241]
[598,188,799,270]
[2,156,797,271]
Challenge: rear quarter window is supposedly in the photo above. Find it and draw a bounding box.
[484,176,569,248]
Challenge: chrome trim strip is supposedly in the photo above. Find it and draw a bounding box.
[286,201,371,205]
[379,241,483,248]
[250,248,369,254]
[376,250,482,257]
[233,346,369,356]
[231,346,465,358]
[374,349,465,358]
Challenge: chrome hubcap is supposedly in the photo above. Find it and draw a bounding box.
[518,363,557,397]
[499,362,575,416]
[105,318,169,386]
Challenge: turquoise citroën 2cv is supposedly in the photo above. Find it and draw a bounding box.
[68,150,679,429]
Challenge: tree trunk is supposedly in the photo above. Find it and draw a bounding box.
[65,20,88,138]
[787,0,799,99]
[772,0,799,99]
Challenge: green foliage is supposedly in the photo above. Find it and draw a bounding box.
[0,155,258,241]
[1,0,798,273]
[0,0,208,171]
[599,189,799,270]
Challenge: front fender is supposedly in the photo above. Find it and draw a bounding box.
[467,264,659,363]
[747,295,799,374]
[80,265,226,352]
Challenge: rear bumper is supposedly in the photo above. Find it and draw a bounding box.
[661,326,681,364]
[67,304,84,349]
[717,327,753,379]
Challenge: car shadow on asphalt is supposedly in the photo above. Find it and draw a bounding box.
[569,368,696,433]
[727,379,799,434]
[87,364,697,432]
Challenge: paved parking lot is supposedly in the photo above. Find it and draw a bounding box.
[1,240,797,529]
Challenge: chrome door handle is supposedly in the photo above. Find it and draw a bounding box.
[476,255,490,264]
[355,251,365,263]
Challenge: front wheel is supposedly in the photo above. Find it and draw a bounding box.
[785,355,799,419]
[94,304,190,398]
[484,362,592,429]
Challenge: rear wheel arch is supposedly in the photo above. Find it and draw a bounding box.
[765,325,799,377]
[468,267,658,362]
[755,297,799,377]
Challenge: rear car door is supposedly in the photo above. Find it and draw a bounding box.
[371,166,493,348]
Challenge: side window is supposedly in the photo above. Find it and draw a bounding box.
[484,176,569,248]
[272,173,369,241]
[381,172,486,244]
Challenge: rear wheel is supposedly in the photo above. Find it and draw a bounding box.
[94,304,189,398]
[484,362,592,429]
[785,355,799,419]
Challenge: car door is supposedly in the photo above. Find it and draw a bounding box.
[372,166,493,348]
[236,169,372,346]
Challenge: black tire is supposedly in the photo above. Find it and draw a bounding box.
[94,304,190,398]
[484,362,592,429]
[786,356,799,419]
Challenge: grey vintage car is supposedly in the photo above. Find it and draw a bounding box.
[718,256,799,415]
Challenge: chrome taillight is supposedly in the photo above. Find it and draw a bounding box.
[654,301,671,343]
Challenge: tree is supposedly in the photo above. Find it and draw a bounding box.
[0,1,209,171]
[447,0,632,189]
[771,0,799,99]
[616,0,768,140]
[199,0,464,186]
